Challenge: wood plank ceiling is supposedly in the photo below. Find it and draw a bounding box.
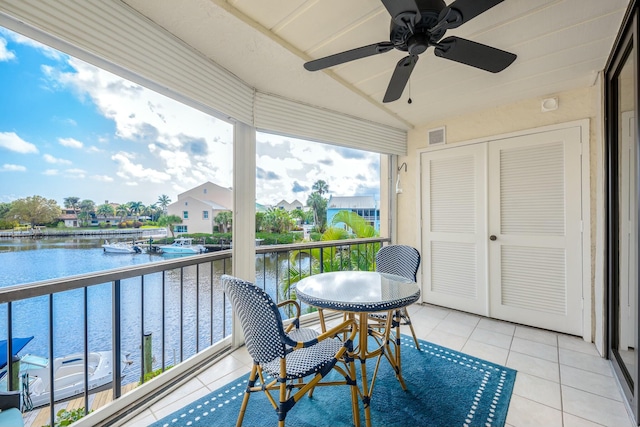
[123,0,629,129]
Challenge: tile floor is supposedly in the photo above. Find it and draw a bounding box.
[125,304,635,427]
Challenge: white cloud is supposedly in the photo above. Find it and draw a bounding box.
[42,169,59,176]
[0,37,16,62]
[91,175,114,182]
[87,146,104,153]
[58,137,84,149]
[1,164,26,172]
[0,132,38,154]
[0,28,62,60]
[64,168,87,179]
[111,152,171,183]
[43,154,72,165]
[43,58,234,189]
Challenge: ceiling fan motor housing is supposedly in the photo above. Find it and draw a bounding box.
[389,0,447,52]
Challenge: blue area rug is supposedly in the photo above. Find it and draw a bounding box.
[151,335,516,427]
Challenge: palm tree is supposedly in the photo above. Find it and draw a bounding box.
[158,214,182,237]
[214,211,233,233]
[157,194,171,214]
[263,208,294,234]
[306,192,327,233]
[289,208,306,225]
[280,211,379,303]
[116,203,130,223]
[63,196,80,211]
[96,203,115,219]
[312,180,329,196]
[146,203,163,221]
[128,201,144,219]
[78,199,95,226]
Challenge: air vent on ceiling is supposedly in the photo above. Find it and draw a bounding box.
[428,127,446,146]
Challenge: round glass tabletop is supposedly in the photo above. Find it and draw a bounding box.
[294,271,420,312]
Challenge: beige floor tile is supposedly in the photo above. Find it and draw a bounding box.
[205,367,250,392]
[412,324,435,342]
[424,328,467,351]
[443,310,481,327]
[560,365,623,401]
[196,353,248,385]
[511,337,559,363]
[469,327,513,349]
[461,339,509,365]
[149,379,212,420]
[559,348,613,377]
[558,335,601,357]
[515,325,558,347]
[512,372,562,409]
[418,304,451,320]
[230,346,252,365]
[121,409,156,426]
[563,412,606,427]
[477,317,516,336]
[407,312,445,331]
[506,351,560,383]
[505,395,563,427]
[433,318,476,338]
[562,385,633,427]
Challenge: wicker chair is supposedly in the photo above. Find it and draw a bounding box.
[222,275,360,427]
[369,245,421,349]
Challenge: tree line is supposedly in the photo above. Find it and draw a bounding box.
[0,194,175,230]
[0,179,333,236]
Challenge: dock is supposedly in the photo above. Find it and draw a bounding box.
[23,382,138,427]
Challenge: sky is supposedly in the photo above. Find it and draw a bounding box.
[0,27,380,208]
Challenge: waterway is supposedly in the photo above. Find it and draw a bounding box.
[0,236,231,384]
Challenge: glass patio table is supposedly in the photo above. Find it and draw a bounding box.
[294,270,420,427]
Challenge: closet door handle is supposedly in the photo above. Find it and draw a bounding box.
[489,235,497,241]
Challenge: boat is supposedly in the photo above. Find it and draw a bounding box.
[101,240,142,254]
[157,237,206,255]
[0,337,132,409]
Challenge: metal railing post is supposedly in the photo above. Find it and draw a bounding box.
[112,280,122,398]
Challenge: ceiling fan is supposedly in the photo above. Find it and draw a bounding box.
[304,0,517,103]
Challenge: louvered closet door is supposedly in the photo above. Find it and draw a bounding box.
[488,127,582,335]
[421,144,488,315]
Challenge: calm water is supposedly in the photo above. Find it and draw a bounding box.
[0,237,231,383]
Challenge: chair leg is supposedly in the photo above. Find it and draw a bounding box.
[237,364,258,427]
[401,308,421,350]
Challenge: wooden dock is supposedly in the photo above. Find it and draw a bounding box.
[23,382,138,427]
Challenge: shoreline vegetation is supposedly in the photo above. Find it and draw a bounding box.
[0,227,167,238]
[0,227,307,247]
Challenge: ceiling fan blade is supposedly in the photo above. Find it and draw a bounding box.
[434,36,516,73]
[304,42,394,71]
[439,0,504,28]
[380,0,421,27]
[383,55,418,103]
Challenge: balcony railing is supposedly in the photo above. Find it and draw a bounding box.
[0,237,388,427]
